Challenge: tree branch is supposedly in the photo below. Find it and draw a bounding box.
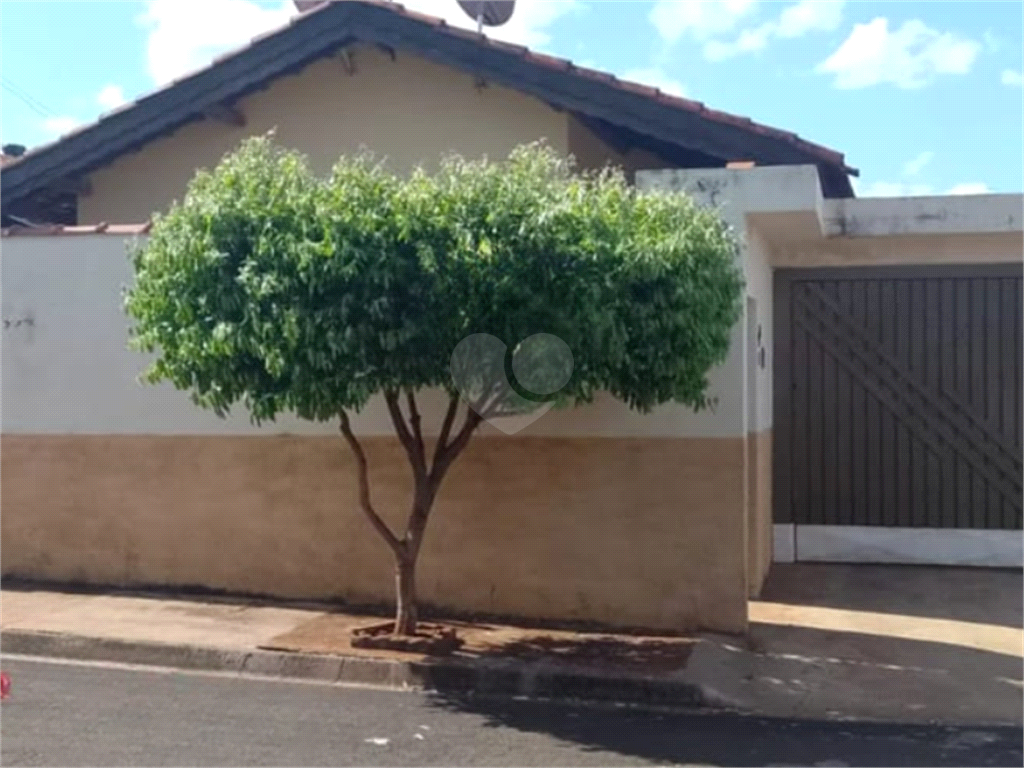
[430,408,483,485]
[469,380,500,416]
[405,390,424,457]
[384,390,426,481]
[433,394,460,465]
[383,390,413,449]
[481,384,510,418]
[339,410,403,557]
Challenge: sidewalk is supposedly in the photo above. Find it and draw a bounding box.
[0,587,709,708]
[2,564,1022,725]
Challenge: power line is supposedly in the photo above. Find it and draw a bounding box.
[2,77,50,111]
[2,78,53,117]
[2,77,55,119]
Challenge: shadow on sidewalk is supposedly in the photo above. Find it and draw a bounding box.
[422,691,1024,767]
[413,564,1023,763]
[760,563,1023,627]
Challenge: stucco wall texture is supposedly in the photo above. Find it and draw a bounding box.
[0,234,747,440]
[747,429,773,597]
[1,229,752,633]
[1,434,748,633]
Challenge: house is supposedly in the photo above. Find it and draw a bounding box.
[1,0,1020,635]
[0,143,25,165]
[0,143,75,226]
[0,0,856,227]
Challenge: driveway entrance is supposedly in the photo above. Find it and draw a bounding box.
[772,264,1023,564]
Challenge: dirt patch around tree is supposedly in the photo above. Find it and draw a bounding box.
[350,621,463,654]
[261,612,696,673]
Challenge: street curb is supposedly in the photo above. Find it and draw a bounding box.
[1,630,718,708]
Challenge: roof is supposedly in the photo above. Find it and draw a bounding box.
[0,0,857,211]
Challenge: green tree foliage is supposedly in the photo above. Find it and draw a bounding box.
[125,136,743,635]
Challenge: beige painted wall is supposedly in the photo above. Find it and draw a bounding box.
[80,46,571,224]
[1,231,752,633]
[566,114,675,183]
[9,159,1016,629]
[76,43,697,225]
[638,167,778,588]
[1,434,749,633]
[746,429,772,597]
[771,232,1024,268]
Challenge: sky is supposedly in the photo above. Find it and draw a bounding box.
[1,0,1021,196]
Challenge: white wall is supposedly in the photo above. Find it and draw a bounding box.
[19,170,1014,442]
[822,193,1023,238]
[636,165,822,433]
[636,166,1024,430]
[1,233,747,438]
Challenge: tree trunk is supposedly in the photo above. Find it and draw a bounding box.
[394,486,432,636]
[394,554,418,636]
[345,394,482,639]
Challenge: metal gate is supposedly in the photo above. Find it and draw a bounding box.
[774,264,1023,534]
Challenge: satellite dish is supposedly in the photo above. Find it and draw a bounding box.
[457,1,515,32]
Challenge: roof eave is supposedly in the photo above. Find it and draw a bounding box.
[1,0,856,206]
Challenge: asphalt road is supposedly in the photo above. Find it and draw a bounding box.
[1,657,1020,767]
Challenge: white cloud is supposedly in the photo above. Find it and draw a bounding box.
[576,60,689,99]
[649,0,758,45]
[42,116,82,136]
[817,17,980,89]
[1002,69,1024,87]
[399,0,581,48]
[855,180,933,198]
[855,179,991,197]
[902,151,933,177]
[704,24,773,60]
[946,182,990,195]
[776,0,845,38]
[698,0,844,61]
[139,0,295,85]
[620,67,686,97]
[96,84,128,110]
[138,0,578,86]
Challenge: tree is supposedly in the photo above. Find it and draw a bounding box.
[125,137,743,636]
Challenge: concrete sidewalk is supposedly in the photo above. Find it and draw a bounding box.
[699,565,1023,726]
[2,564,1022,725]
[0,587,711,708]
[1,588,317,651]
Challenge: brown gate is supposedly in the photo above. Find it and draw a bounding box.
[774,264,1023,530]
